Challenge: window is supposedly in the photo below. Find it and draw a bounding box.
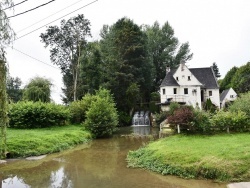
[188,76,191,81]
[184,88,188,95]
[173,88,177,94]
[209,91,212,96]
[176,77,179,81]
[162,89,165,95]
[230,95,234,98]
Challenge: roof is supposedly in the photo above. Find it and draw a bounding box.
[189,67,219,89]
[160,69,179,87]
[220,89,230,102]
[160,66,219,89]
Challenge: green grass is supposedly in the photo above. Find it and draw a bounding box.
[127,133,250,182]
[6,125,91,158]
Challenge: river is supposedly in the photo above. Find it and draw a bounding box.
[0,126,226,188]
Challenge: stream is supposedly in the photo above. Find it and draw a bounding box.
[0,126,226,188]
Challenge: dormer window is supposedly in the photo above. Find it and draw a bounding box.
[176,77,179,81]
[188,76,191,81]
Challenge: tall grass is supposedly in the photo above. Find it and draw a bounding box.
[6,125,91,158]
[127,133,250,181]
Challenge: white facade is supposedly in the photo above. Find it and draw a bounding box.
[220,88,237,108]
[160,63,220,110]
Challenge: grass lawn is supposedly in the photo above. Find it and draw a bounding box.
[6,125,91,158]
[127,133,250,182]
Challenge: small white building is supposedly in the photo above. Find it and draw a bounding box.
[220,88,237,108]
[160,62,220,110]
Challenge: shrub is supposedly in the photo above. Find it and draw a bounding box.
[69,93,95,124]
[228,92,250,118]
[191,110,211,133]
[211,110,249,132]
[168,105,194,127]
[84,96,118,138]
[169,102,181,115]
[9,101,70,128]
[155,111,168,126]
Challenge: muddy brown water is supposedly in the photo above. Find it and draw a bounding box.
[0,126,226,188]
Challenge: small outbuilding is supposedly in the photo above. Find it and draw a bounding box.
[220,88,237,108]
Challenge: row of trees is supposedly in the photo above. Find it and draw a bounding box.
[40,15,193,124]
[219,62,250,93]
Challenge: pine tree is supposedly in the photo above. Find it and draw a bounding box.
[212,62,221,78]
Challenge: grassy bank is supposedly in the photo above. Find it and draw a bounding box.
[127,133,250,182]
[6,125,91,158]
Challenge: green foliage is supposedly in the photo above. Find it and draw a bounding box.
[22,76,52,103]
[6,125,91,158]
[84,94,118,138]
[6,76,23,102]
[219,66,238,92]
[169,102,181,115]
[212,62,221,78]
[211,110,249,131]
[9,101,70,129]
[118,111,131,126]
[203,98,218,113]
[155,111,168,126]
[228,92,250,118]
[191,110,211,133]
[231,62,250,94]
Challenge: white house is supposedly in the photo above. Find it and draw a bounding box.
[220,88,237,108]
[160,62,220,110]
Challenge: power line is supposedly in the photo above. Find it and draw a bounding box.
[7,0,56,19]
[15,0,98,41]
[17,0,87,33]
[13,47,60,70]
[2,0,28,11]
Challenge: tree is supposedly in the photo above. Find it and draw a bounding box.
[100,17,152,120]
[22,77,52,103]
[6,76,23,102]
[231,62,250,93]
[0,0,15,159]
[219,66,238,92]
[212,62,221,78]
[143,21,193,91]
[40,14,92,102]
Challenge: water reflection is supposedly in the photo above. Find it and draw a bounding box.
[1,127,226,188]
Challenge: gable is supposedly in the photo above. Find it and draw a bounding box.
[173,63,202,86]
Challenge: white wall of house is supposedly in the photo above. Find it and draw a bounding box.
[221,88,237,108]
[205,89,220,108]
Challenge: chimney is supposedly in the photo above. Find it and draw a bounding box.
[166,66,170,74]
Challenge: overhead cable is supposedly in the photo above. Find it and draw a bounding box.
[13,47,60,70]
[17,0,86,33]
[15,0,98,41]
[7,0,56,19]
[2,0,28,11]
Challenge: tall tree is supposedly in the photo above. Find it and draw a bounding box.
[23,77,52,103]
[40,14,92,102]
[231,62,250,93]
[212,62,221,78]
[100,17,152,120]
[6,76,23,102]
[0,0,15,159]
[143,21,193,91]
[219,66,238,92]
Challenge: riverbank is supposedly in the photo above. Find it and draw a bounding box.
[127,133,250,182]
[5,125,91,158]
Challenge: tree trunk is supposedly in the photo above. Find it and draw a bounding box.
[0,60,8,159]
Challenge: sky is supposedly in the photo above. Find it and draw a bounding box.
[5,0,250,103]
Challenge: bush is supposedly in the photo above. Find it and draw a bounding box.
[84,97,118,138]
[168,105,194,127]
[83,88,119,138]
[191,110,211,133]
[155,111,168,126]
[211,110,249,132]
[228,92,250,118]
[9,101,70,128]
[69,94,94,124]
[169,102,181,115]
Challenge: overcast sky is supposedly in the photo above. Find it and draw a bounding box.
[5,0,250,103]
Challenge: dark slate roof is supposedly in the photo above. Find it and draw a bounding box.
[220,89,230,102]
[160,69,179,87]
[189,67,219,89]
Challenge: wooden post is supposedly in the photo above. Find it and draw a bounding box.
[177,124,180,134]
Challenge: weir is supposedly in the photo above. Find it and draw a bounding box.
[132,111,150,126]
